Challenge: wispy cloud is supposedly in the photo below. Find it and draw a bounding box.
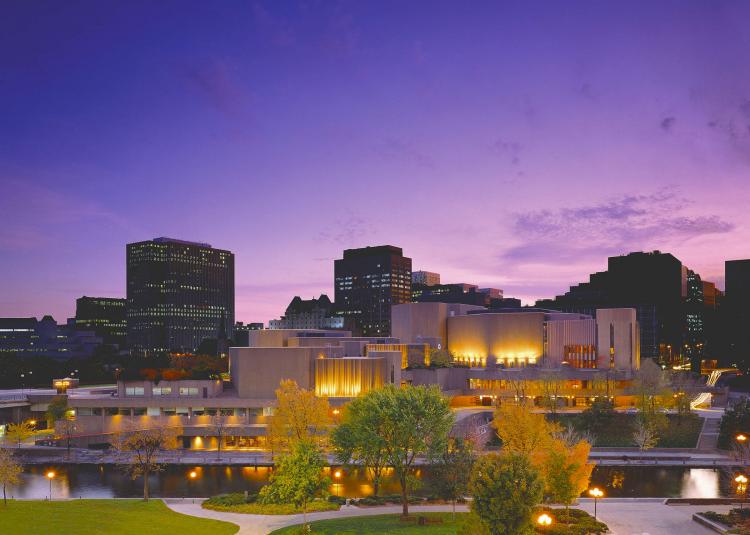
[375,137,434,168]
[318,213,374,245]
[0,177,129,251]
[184,59,251,118]
[660,116,676,132]
[502,189,734,264]
[251,2,296,48]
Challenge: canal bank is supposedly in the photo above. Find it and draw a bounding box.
[3,463,744,500]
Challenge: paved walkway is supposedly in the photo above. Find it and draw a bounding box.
[164,498,729,535]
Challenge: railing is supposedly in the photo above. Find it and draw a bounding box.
[0,394,28,402]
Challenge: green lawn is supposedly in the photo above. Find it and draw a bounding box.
[554,413,703,448]
[269,513,460,534]
[268,510,607,535]
[0,499,238,535]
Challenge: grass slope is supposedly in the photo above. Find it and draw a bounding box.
[0,499,238,535]
[269,513,460,534]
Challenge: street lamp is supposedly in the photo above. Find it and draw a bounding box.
[537,513,553,527]
[333,469,342,497]
[736,474,748,509]
[46,471,55,501]
[188,470,198,498]
[738,434,748,443]
[589,487,604,520]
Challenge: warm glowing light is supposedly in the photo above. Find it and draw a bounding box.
[334,470,342,479]
[315,358,385,397]
[589,487,604,498]
[738,434,748,443]
[332,409,340,415]
[736,475,748,484]
[189,471,198,479]
[537,513,553,526]
[28,420,36,426]
[46,471,55,479]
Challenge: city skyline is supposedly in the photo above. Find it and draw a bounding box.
[2,1,750,322]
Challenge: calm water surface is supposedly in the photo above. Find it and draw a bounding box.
[5,465,738,499]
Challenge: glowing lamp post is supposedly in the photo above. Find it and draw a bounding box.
[736,474,748,509]
[188,470,198,498]
[589,487,604,520]
[46,471,55,501]
[537,513,553,527]
[333,469,342,497]
[738,434,748,444]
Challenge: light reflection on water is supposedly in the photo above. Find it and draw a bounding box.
[5,465,732,499]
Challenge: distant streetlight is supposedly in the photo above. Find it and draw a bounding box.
[736,474,748,509]
[46,471,55,500]
[589,487,604,520]
[738,434,748,443]
[537,513,553,526]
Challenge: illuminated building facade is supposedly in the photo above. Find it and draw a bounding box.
[75,296,127,348]
[412,270,441,286]
[334,245,412,336]
[126,237,234,356]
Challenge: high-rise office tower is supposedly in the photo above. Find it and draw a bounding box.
[334,245,412,336]
[75,296,127,348]
[126,237,234,356]
[725,259,750,370]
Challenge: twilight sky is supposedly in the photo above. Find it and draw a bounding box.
[2,0,750,324]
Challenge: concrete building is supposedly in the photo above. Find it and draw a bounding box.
[57,303,642,450]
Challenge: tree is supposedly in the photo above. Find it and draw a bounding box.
[432,437,476,518]
[428,349,453,368]
[267,380,331,454]
[543,435,593,514]
[492,403,557,460]
[633,417,658,454]
[211,413,230,461]
[0,448,22,505]
[259,439,330,530]
[360,384,454,517]
[469,453,544,535]
[46,396,68,427]
[580,398,614,435]
[719,399,750,449]
[331,394,389,496]
[55,418,78,459]
[4,422,34,449]
[539,372,564,418]
[114,426,179,500]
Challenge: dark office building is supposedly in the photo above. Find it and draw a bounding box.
[725,259,750,370]
[75,296,127,348]
[0,316,102,359]
[537,251,685,364]
[413,283,485,306]
[126,238,234,356]
[684,270,705,372]
[334,245,412,336]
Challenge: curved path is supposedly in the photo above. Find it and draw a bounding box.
[165,498,723,535]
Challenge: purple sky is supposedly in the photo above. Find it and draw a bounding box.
[2,1,750,324]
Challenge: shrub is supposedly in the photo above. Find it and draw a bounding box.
[327,495,346,505]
